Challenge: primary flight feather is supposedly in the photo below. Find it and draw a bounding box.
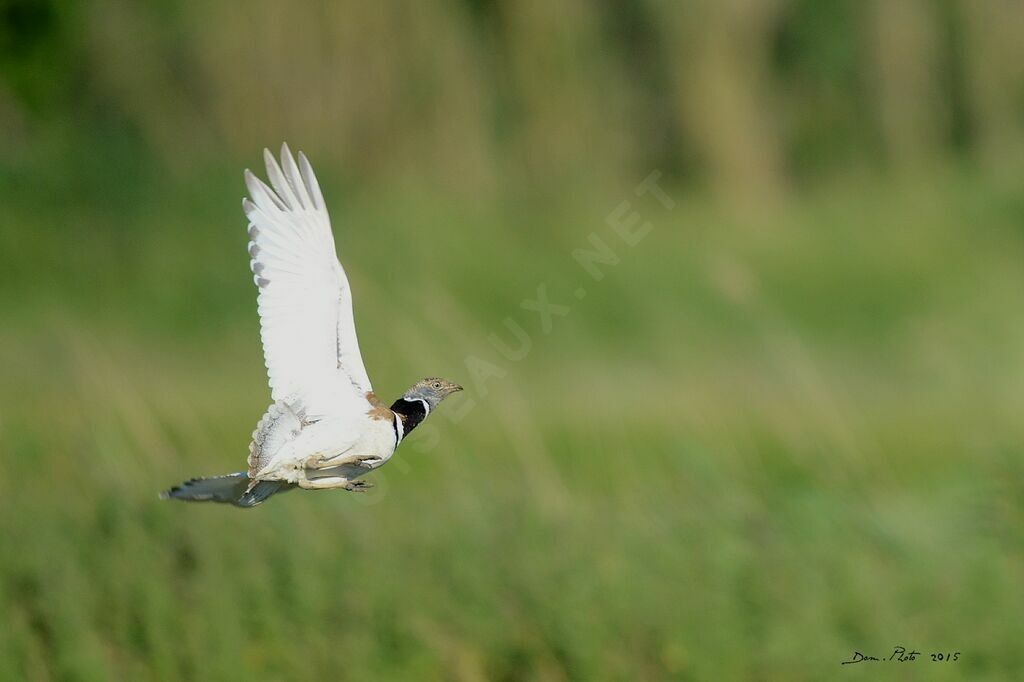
[162,144,462,507]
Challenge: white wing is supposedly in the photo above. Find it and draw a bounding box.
[243,144,373,418]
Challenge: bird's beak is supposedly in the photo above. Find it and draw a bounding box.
[452,383,464,392]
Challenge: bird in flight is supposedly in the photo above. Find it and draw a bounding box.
[162,145,462,507]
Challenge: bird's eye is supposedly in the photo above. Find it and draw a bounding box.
[432,382,442,389]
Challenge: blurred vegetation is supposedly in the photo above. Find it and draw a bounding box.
[2,1,1024,680]
[3,0,1024,199]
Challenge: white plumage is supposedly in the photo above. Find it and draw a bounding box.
[162,144,462,507]
[244,146,371,416]
[242,145,387,484]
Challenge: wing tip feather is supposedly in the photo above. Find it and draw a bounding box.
[296,151,324,211]
[245,168,286,212]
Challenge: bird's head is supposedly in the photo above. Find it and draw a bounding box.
[403,377,463,410]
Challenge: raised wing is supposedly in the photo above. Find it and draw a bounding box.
[243,144,373,416]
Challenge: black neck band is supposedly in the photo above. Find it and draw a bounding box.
[390,398,428,435]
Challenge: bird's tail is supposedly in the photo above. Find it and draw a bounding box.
[160,472,291,508]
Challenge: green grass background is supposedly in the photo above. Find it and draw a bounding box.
[4,1,1024,679]
[2,162,1024,681]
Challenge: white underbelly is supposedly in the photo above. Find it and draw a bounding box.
[257,414,397,481]
[346,417,399,465]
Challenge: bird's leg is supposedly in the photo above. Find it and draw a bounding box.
[295,467,374,492]
[306,452,377,470]
[304,452,345,469]
[295,474,350,490]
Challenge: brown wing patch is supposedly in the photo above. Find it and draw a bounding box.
[367,405,394,421]
[365,391,394,421]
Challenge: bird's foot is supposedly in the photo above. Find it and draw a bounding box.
[343,479,373,492]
